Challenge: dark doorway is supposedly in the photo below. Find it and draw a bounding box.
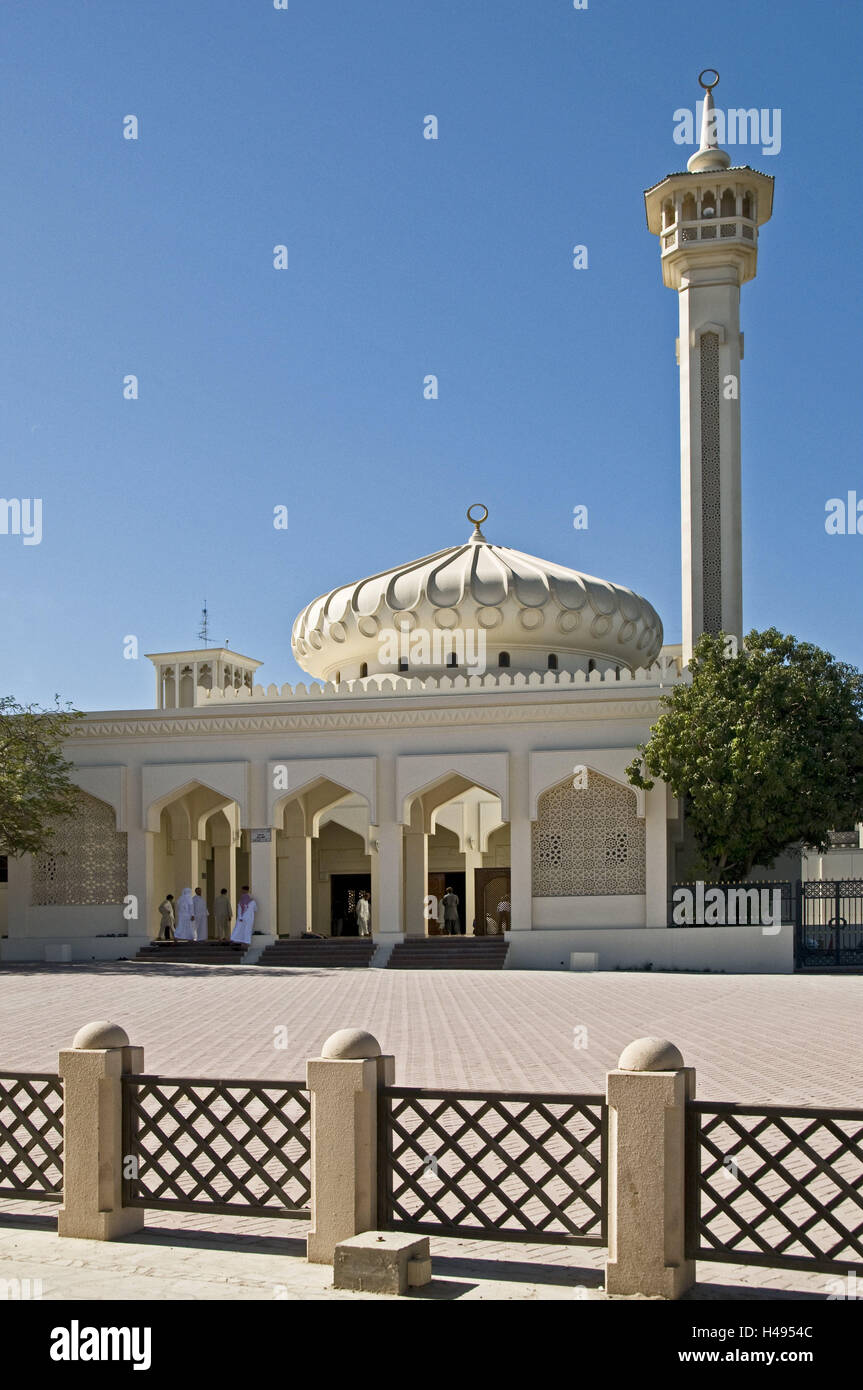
[330,874,371,937]
[427,871,466,935]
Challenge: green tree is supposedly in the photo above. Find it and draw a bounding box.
[626,629,863,880]
[0,697,84,857]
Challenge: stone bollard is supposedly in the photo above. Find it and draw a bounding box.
[57,1021,145,1241]
[306,1028,394,1265]
[605,1036,695,1299]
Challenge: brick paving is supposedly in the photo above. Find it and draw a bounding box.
[1,962,861,1299]
[1,962,861,1104]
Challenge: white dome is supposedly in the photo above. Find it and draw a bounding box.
[291,508,663,682]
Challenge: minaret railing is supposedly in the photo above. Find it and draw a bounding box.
[661,216,756,252]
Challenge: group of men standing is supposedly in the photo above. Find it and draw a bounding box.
[157,887,259,944]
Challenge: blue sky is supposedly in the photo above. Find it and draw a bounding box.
[1,0,860,711]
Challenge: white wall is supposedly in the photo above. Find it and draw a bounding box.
[24,905,130,939]
[532,895,646,928]
[505,924,795,973]
[804,847,863,880]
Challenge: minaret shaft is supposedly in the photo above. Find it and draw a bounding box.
[676,266,743,659]
[644,73,773,665]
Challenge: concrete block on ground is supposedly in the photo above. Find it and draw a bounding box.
[407,1255,432,1286]
[44,944,72,963]
[333,1232,431,1295]
[569,951,598,971]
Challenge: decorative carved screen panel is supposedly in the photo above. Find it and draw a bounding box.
[532,771,645,896]
[32,792,127,906]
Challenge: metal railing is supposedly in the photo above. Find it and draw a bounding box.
[0,1072,64,1202]
[378,1085,606,1246]
[662,217,756,250]
[121,1075,311,1219]
[686,1101,863,1275]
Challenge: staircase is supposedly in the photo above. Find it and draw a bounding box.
[256,937,377,969]
[387,937,510,970]
[134,940,248,965]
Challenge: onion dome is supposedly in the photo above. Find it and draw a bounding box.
[291,506,663,682]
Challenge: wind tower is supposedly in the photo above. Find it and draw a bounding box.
[644,71,773,662]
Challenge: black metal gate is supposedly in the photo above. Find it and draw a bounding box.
[796,880,863,969]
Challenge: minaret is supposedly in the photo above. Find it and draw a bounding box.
[645,71,773,662]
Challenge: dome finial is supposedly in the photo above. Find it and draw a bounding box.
[687,69,731,173]
[467,502,488,543]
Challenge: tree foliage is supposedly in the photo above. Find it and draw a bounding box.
[0,696,84,857]
[626,629,863,880]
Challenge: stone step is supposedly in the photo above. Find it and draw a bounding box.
[387,939,509,970]
[387,961,507,970]
[390,944,508,952]
[134,941,248,965]
[256,939,377,969]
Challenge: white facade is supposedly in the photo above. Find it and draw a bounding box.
[2,651,694,963]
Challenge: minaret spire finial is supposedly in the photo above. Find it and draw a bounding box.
[687,69,732,173]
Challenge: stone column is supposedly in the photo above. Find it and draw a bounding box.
[644,781,670,928]
[282,834,312,935]
[58,1021,145,1241]
[605,1036,696,1299]
[249,833,277,937]
[125,825,152,940]
[508,751,532,930]
[402,829,428,937]
[373,754,403,937]
[374,822,403,935]
[463,845,482,933]
[508,818,533,930]
[306,1029,395,1264]
[212,844,237,913]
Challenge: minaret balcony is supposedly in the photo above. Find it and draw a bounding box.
[661,217,756,253]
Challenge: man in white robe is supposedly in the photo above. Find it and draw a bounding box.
[193,887,209,941]
[356,891,371,937]
[174,888,195,941]
[231,888,257,944]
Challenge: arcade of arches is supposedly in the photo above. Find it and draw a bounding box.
[22,769,650,940]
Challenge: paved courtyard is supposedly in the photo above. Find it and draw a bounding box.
[1,962,861,1105]
[1,963,861,1301]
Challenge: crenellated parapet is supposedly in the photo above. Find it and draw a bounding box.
[191,652,685,704]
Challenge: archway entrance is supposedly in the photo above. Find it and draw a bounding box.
[274,779,372,937]
[148,783,242,941]
[403,775,509,937]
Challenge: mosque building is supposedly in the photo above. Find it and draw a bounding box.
[4,74,853,971]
